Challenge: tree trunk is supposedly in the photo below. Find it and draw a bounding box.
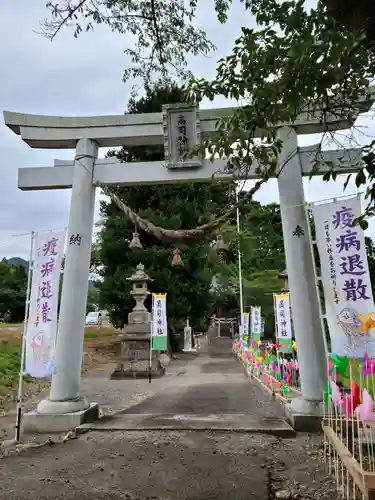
[167,319,179,357]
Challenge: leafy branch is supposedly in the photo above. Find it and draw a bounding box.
[41,0,215,84]
[187,0,375,172]
[42,0,375,233]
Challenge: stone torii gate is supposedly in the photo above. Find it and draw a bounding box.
[3,96,373,432]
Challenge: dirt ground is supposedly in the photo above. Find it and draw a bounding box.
[0,337,338,500]
[0,430,335,500]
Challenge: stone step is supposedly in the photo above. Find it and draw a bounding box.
[77,412,295,437]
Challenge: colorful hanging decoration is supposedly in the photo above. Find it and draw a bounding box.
[355,389,375,422]
[329,354,349,378]
[232,333,301,400]
[356,312,375,334]
[363,352,375,378]
[323,383,332,407]
[171,248,183,267]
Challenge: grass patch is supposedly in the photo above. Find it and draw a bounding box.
[85,330,100,339]
[84,326,117,340]
[0,326,117,399]
[0,341,22,396]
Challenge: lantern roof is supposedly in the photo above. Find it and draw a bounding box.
[127,263,153,282]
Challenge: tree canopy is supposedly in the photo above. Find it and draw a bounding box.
[0,259,27,323]
[322,0,375,41]
[217,201,285,335]
[97,83,236,345]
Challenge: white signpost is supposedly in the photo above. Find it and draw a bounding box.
[3,90,374,431]
[274,293,293,354]
[250,306,262,341]
[151,293,168,354]
[183,317,194,352]
[242,312,250,341]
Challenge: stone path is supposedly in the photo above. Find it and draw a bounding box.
[78,337,290,435]
[0,337,338,499]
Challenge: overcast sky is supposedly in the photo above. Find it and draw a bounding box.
[1,0,375,260]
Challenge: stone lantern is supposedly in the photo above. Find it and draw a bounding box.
[213,234,230,259]
[110,263,165,379]
[127,263,152,324]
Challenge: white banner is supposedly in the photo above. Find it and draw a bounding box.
[25,230,66,377]
[152,294,167,336]
[250,306,262,338]
[242,312,249,337]
[274,293,293,339]
[312,196,375,357]
[151,294,168,350]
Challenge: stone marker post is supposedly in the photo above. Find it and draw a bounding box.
[183,318,193,352]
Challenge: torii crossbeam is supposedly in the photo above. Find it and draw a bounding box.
[17,146,363,191]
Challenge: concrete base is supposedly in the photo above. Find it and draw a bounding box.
[37,396,90,414]
[110,364,165,379]
[22,403,99,434]
[111,332,165,379]
[182,348,197,353]
[284,397,323,432]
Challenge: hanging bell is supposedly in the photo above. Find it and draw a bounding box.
[129,228,143,249]
[213,234,230,257]
[171,248,183,267]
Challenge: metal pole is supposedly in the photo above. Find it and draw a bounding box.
[236,190,245,337]
[149,294,154,383]
[15,231,35,441]
[304,202,329,359]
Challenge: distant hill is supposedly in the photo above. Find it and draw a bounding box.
[7,257,28,270]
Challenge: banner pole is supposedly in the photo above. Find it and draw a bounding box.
[304,202,329,359]
[236,190,245,339]
[149,294,154,383]
[15,230,35,442]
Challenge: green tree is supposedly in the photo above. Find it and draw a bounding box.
[240,202,284,337]
[215,201,285,335]
[321,0,375,41]
[0,259,27,323]
[86,286,100,314]
[238,202,284,273]
[98,83,235,347]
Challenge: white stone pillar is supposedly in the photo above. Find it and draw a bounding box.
[37,138,98,414]
[277,126,326,414]
[184,318,192,351]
